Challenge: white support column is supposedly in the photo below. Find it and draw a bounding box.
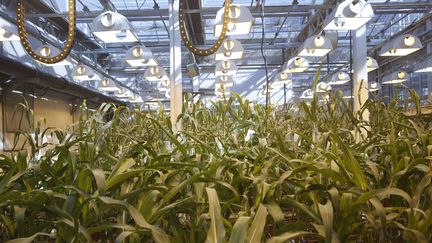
[352,25,369,121]
[169,0,183,127]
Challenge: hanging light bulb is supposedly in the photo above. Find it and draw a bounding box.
[100,12,116,28]
[39,45,52,57]
[366,57,379,72]
[214,4,254,36]
[299,34,333,57]
[380,34,422,56]
[101,79,109,87]
[77,65,86,75]
[215,38,244,60]
[132,46,144,57]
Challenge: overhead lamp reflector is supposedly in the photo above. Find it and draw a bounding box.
[316,82,332,93]
[144,66,169,81]
[98,79,121,92]
[367,57,379,72]
[91,11,138,43]
[36,45,73,66]
[215,38,244,60]
[368,81,381,92]
[215,60,238,76]
[157,80,170,92]
[329,72,350,85]
[214,4,254,36]
[282,57,309,73]
[125,45,157,67]
[300,89,314,99]
[323,0,374,30]
[271,71,293,88]
[72,64,100,81]
[0,27,19,41]
[298,35,334,57]
[382,71,408,84]
[379,34,422,57]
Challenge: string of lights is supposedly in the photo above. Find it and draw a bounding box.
[179,0,231,56]
[16,0,76,64]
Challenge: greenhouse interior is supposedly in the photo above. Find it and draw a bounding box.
[0,0,432,242]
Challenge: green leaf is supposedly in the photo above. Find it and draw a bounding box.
[317,200,334,243]
[246,204,268,243]
[228,216,250,243]
[266,231,315,243]
[5,232,51,243]
[205,188,226,243]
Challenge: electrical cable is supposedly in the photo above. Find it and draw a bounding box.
[153,0,170,38]
[259,0,270,108]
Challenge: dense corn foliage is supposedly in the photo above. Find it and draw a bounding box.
[0,90,431,242]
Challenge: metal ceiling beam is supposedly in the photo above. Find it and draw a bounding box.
[26,2,432,22]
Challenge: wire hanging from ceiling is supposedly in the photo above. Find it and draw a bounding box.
[259,0,270,108]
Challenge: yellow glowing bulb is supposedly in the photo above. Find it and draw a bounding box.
[371,82,377,89]
[403,35,416,47]
[100,12,115,28]
[294,57,304,67]
[150,66,159,75]
[280,72,288,80]
[397,71,406,79]
[367,57,372,66]
[222,61,231,70]
[101,79,109,87]
[314,36,325,47]
[39,45,51,57]
[0,28,6,36]
[77,65,86,75]
[223,39,235,50]
[132,46,143,57]
[228,5,241,20]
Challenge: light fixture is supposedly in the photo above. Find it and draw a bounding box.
[323,0,374,30]
[98,79,121,92]
[298,35,334,57]
[382,71,408,84]
[116,89,133,99]
[215,38,244,60]
[271,71,293,88]
[300,89,314,99]
[316,82,332,93]
[215,60,238,76]
[214,4,254,36]
[329,72,350,85]
[129,95,143,103]
[368,81,381,92]
[282,57,309,73]
[72,64,100,81]
[379,34,422,56]
[0,27,20,41]
[158,80,170,92]
[215,76,234,88]
[367,57,379,72]
[91,11,138,43]
[144,66,169,81]
[165,90,171,99]
[125,45,157,67]
[35,45,73,66]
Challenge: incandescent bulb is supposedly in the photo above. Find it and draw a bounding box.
[224,51,232,57]
[280,72,288,80]
[223,39,235,50]
[150,66,159,75]
[132,46,143,57]
[100,12,115,27]
[397,71,406,79]
[101,79,109,87]
[367,57,372,66]
[314,36,325,47]
[294,57,303,66]
[222,61,231,69]
[371,82,377,89]
[0,28,6,37]
[228,5,241,20]
[77,65,86,75]
[403,35,416,47]
[39,45,51,57]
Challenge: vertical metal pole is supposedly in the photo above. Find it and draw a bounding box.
[353,25,369,121]
[169,0,183,128]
